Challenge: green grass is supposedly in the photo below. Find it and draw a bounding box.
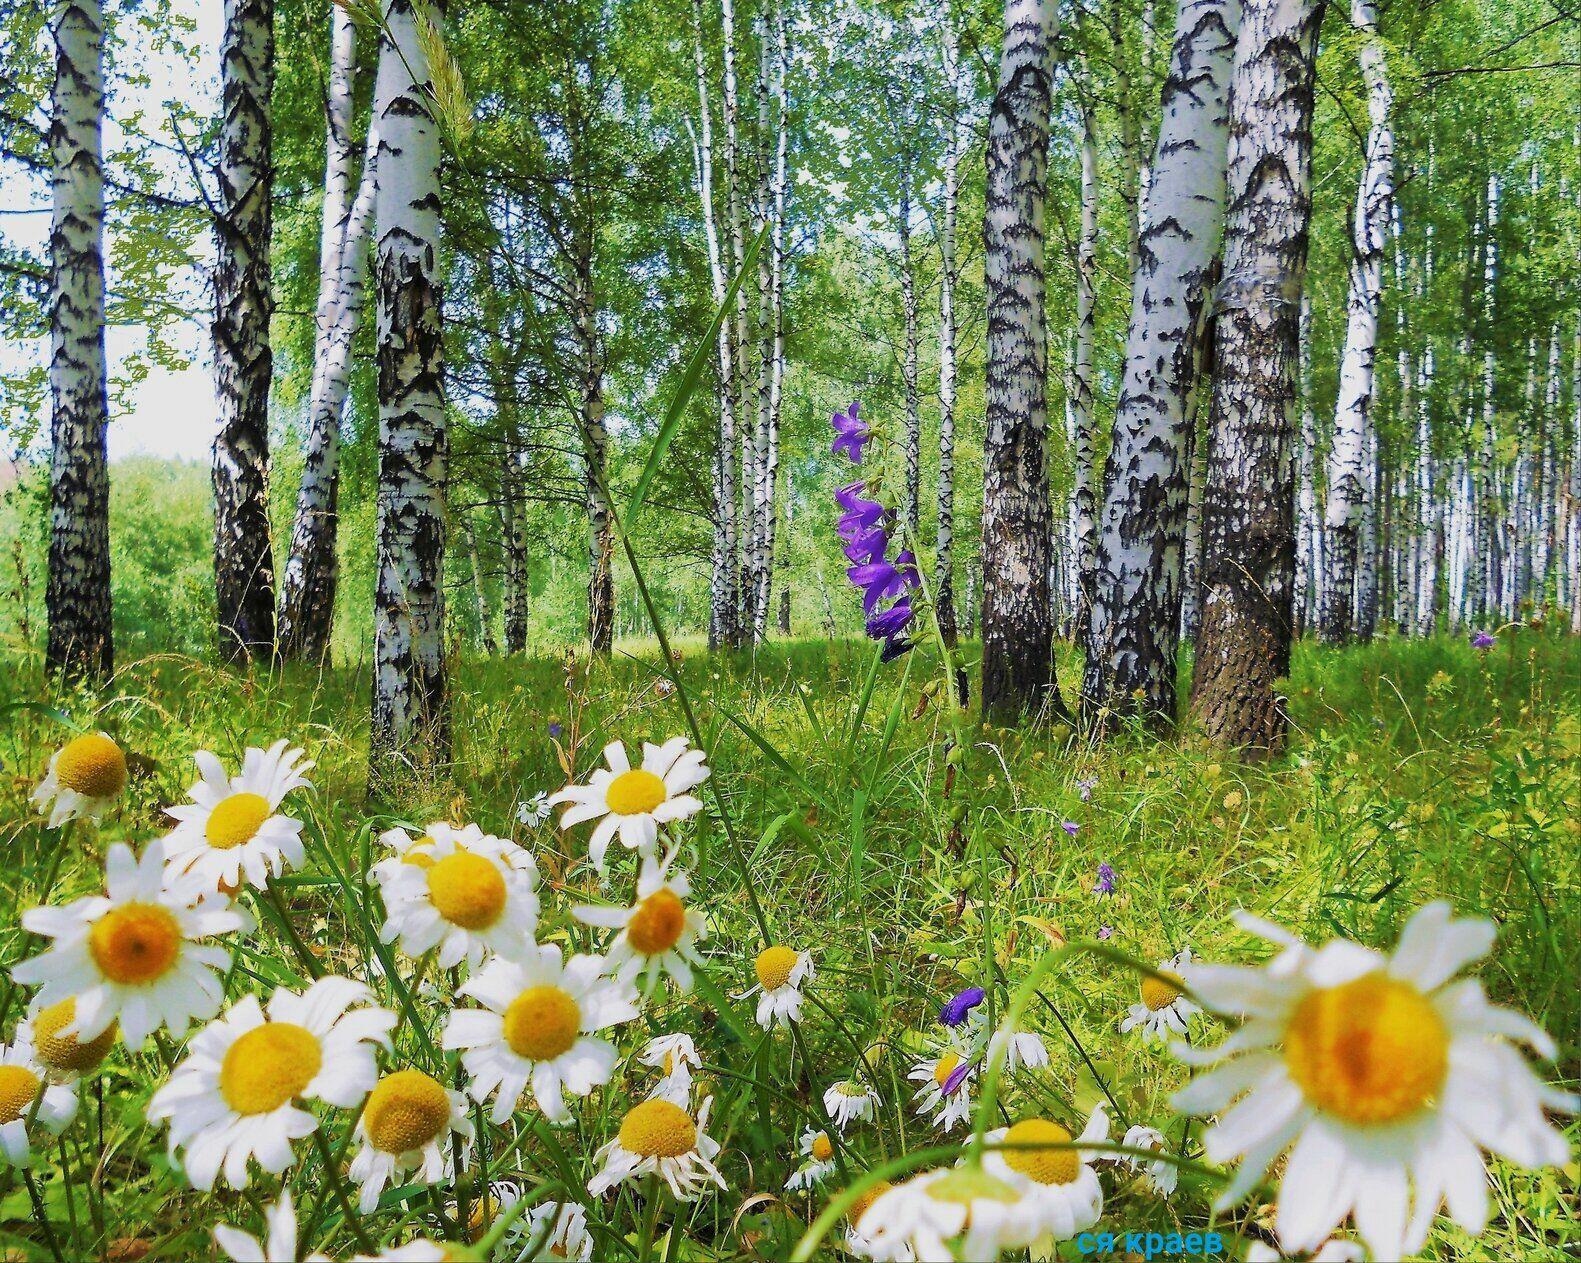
[0,630,1576,1260]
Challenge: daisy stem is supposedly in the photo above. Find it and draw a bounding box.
[787,1018,850,1180]
[22,1166,64,1263]
[257,880,324,980]
[309,1124,376,1254]
[1035,992,1131,1130]
[635,1173,663,1261]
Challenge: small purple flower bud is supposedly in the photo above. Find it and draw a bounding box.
[939,986,985,1027]
[1097,925,1114,941]
[1471,630,1496,650]
[1077,776,1098,802]
[1061,821,1079,838]
[941,1060,974,1096]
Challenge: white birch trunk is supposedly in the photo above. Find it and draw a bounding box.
[1475,173,1499,624]
[980,0,1064,720]
[1296,293,1317,636]
[1070,99,1099,655]
[369,0,448,786]
[1080,0,1239,725]
[464,515,497,655]
[1318,0,1393,644]
[899,152,922,541]
[722,0,752,646]
[278,8,376,661]
[935,19,963,646]
[46,0,112,678]
[212,0,276,661]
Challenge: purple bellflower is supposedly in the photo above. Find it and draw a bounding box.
[940,986,985,1027]
[831,401,871,463]
[1471,630,1496,650]
[1093,862,1117,897]
[832,402,917,662]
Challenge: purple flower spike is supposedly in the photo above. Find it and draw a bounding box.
[836,481,885,541]
[1093,862,1117,896]
[940,986,985,1027]
[831,401,870,464]
[1077,777,1098,802]
[866,597,915,640]
[1471,630,1496,650]
[1061,821,1080,838]
[844,527,889,565]
[941,1059,974,1096]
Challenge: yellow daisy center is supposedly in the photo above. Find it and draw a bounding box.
[811,1131,833,1162]
[31,998,117,1073]
[426,851,508,930]
[605,768,667,816]
[626,888,686,956]
[755,945,800,991]
[0,1064,42,1125]
[618,1099,696,1157]
[933,1051,961,1090]
[848,1179,892,1228]
[219,1022,322,1115]
[54,733,128,798]
[503,985,581,1061]
[927,1166,1020,1208]
[403,838,437,869]
[1140,972,1184,1012]
[1000,1118,1080,1185]
[88,903,182,985]
[1284,973,1449,1125]
[205,792,272,850]
[363,1069,452,1154]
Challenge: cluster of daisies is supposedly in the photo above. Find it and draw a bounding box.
[6,728,1577,1263]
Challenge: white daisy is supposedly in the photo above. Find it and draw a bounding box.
[856,1165,1037,1262]
[11,839,245,1049]
[785,1127,838,1191]
[909,1051,973,1132]
[966,1011,1049,1075]
[373,822,539,970]
[443,944,639,1124]
[549,737,709,873]
[147,976,395,1190]
[1173,902,1577,1261]
[842,1180,911,1262]
[213,1189,330,1262]
[587,1096,727,1201]
[32,731,128,828]
[350,1242,446,1262]
[508,1200,594,1261]
[982,1106,1109,1244]
[1120,949,1200,1043]
[517,792,553,827]
[349,1069,473,1213]
[573,855,706,995]
[639,1032,702,1106]
[19,996,119,1082]
[740,946,813,1029]
[1119,1124,1178,1196]
[162,740,314,894]
[824,1078,882,1130]
[1244,1241,1366,1262]
[0,1038,77,1168]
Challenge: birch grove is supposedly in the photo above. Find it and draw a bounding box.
[45,0,112,679]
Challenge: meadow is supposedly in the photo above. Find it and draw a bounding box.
[0,630,1575,1260]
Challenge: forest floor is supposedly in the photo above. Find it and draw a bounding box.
[0,630,1576,1260]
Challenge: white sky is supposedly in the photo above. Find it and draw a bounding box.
[1,0,221,463]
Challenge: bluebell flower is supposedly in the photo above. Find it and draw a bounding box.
[1094,862,1117,896]
[940,986,985,1027]
[1077,777,1098,802]
[1061,821,1080,838]
[830,401,870,463]
[1471,630,1496,650]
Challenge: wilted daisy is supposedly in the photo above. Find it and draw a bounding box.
[19,996,118,1082]
[162,741,314,894]
[375,822,540,970]
[0,1038,77,1168]
[213,1189,329,1262]
[587,1096,726,1200]
[857,1166,1037,1262]
[148,976,395,1190]
[349,1069,473,1213]
[909,1050,973,1132]
[1173,902,1577,1260]
[12,839,245,1049]
[785,1127,838,1191]
[508,1200,594,1261]
[549,737,709,873]
[1120,949,1200,1043]
[1118,1123,1178,1196]
[573,856,706,994]
[517,792,553,827]
[742,945,813,1029]
[824,1078,881,1130]
[981,1106,1109,1244]
[444,944,639,1124]
[639,1032,702,1105]
[32,730,128,827]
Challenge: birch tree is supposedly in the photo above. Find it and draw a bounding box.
[1190,0,1323,754]
[211,0,276,662]
[1318,0,1393,643]
[1068,96,1098,657]
[45,0,112,679]
[1080,0,1238,728]
[935,18,963,648]
[277,7,376,662]
[369,0,449,786]
[980,0,1064,721]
